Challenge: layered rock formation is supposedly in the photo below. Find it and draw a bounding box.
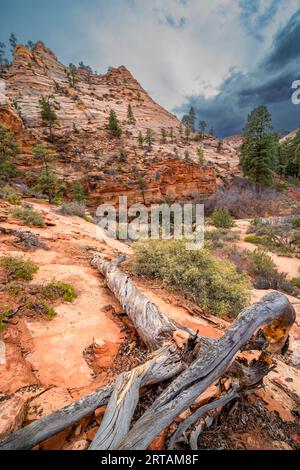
[0,42,244,207]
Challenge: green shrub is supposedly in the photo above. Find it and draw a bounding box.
[28,299,56,320]
[131,239,250,317]
[246,248,292,292]
[83,214,94,223]
[7,282,24,296]
[42,279,77,302]
[291,278,300,288]
[210,208,234,229]
[1,256,38,281]
[0,185,21,205]
[244,234,270,245]
[206,228,240,243]
[292,217,300,228]
[11,206,45,227]
[59,201,86,217]
[0,310,9,331]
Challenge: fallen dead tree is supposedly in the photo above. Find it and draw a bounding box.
[0,254,296,451]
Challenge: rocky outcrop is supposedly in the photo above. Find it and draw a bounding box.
[0,42,238,206]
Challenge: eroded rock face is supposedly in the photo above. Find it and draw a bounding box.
[1,42,223,207]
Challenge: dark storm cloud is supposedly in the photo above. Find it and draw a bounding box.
[174,8,300,137]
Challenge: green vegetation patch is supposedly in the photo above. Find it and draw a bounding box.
[11,206,45,227]
[1,256,38,281]
[42,279,77,302]
[131,239,250,317]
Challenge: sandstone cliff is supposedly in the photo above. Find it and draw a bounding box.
[0,42,244,207]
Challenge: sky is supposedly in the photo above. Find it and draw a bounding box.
[1,0,300,136]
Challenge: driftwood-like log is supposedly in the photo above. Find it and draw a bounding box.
[0,344,192,450]
[168,386,240,449]
[116,292,295,450]
[91,254,179,350]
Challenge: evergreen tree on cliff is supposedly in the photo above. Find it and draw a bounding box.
[39,95,58,142]
[9,33,17,56]
[127,104,135,124]
[108,109,122,138]
[240,105,277,187]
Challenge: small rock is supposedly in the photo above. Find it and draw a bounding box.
[94,406,106,425]
[0,341,5,365]
[93,338,120,368]
[67,439,89,451]
[86,427,98,442]
[40,428,71,450]
[0,396,29,439]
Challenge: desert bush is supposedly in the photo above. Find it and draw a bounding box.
[0,185,21,205]
[291,278,300,288]
[205,228,240,249]
[59,201,86,217]
[244,234,269,245]
[0,310,9,331]
[28,299,56,320]
[7,282,23,296]
[247,220,300,255]
[292,217,300,228]
[42,279,77,302]
[131,239,250,317]
[204,179,281,218]
[210,208,234,229]
[0,256,38,281]
[246,248,292,292]
[11,206,45,227]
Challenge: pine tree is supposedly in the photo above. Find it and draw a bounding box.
[138,131,144,148]
[217,140,223,153]
[161,128,167,144]
[67,63,77,87]
[184,149,191,162]
[127,104,135,124]
[199,120,207,140]
[73,181,85,202]
[209,127,215,136]
[185,126,191,142]
[0,124,20,181]
[32,145,59,204]
[197,147,205,165]
[145,128,155,150]
[39,95,58,142]
[118,148,127,163]
[240,105,277,187]
[26,40,35,51]
[9,33,17,56]
[0,42,7,68]
[277,130,300,178]
[108,109,122,138]
[189,106,196,131]
[137,172,147,204]
[169,127,174,143]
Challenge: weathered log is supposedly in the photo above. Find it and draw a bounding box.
[117,292,295,450]
[91,254,179,350]
[168,386,240,449]
[0,344,195,450]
